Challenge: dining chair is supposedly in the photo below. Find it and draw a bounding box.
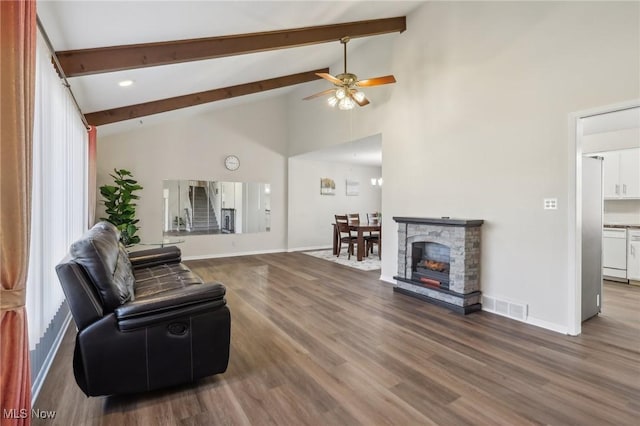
[349,213,375,257]
[366,213,381,259]
[335,214,357,259]
[347,213,360,225]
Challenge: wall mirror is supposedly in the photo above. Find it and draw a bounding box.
[163,180,271,236]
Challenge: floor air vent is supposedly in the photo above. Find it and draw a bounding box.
[482,295,527,321]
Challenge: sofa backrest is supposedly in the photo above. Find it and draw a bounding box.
[56,260,104,330]
[67,222,135,313]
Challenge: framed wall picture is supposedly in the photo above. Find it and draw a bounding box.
[320,178,336,195]
[346,179,360,196]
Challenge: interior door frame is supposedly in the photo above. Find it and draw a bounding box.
[568,99,639,336]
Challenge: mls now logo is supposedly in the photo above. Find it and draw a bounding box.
[2,409,28,419]
[31,409,57,419]
[3,408,56,419]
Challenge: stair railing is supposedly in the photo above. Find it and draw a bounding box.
[206,181,219,229]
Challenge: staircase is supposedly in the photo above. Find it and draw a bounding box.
[189,186,219,232]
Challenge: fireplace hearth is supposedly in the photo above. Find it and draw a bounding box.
[393,217,483,314]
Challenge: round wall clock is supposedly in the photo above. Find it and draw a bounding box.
[224,155,240,171]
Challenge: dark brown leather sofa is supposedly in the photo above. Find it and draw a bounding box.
[55,221,230,396]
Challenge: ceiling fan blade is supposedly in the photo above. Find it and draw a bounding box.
[350,89,370,107]
[356,75,396,87]
[302,89,336,101]
[316,72,344,85]
[354,96,370,107]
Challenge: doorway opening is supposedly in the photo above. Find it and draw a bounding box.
[570,101,640,335]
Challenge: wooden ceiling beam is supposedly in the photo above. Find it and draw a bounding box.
[84,68,329,126]
[57,17,406,77]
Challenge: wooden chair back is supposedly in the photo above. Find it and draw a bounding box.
[335,215,351,236]
[367,213,381,225]
[334,214,356,258]
[347,213,360,225]
[365,213,381,258]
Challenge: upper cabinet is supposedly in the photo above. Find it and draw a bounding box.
[601,148,640,199]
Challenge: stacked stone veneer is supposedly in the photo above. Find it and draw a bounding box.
[394,217,483,311]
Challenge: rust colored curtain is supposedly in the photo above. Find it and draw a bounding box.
[87,126,97,226]
[0,1,36,424]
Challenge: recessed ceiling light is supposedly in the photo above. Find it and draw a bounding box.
[118,80,134,87]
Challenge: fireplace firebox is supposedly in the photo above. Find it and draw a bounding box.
[394,217,483,314]
[412,242,451,290]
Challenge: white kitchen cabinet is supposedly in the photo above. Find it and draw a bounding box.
[619,149,640,198]
[601,151,620,198]
[601,148,640,199]
[628,230,640,281]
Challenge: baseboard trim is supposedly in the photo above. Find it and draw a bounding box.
[183,248,286,261]
[31,312,72,405]
[287,245,332,253]
[380,275,397,285]
[524,315,570,335]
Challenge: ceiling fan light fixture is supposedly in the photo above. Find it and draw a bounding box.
[327,96,338,107]
[338,97,355,110]
[335,87,347,100]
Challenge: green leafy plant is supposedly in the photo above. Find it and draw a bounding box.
[100,169,143,246]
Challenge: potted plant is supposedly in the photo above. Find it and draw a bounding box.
[99,168,143,245]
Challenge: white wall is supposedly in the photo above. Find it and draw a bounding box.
[604,200,640,225]
[287,158,382,250]
[582,106,640,153]
[97,97,288,258]
[583,128,640,153]
[286,1,640,332]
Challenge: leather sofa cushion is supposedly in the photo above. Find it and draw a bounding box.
[71,223,134,311]
[133,263,204,298]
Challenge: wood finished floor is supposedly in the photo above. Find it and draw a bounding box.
[34,254,640,425]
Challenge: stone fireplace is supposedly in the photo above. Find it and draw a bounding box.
[393,217,483,314]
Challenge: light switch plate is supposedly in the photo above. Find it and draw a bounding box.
[544,198,558,210]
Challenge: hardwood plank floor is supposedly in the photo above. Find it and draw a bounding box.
[33,253,640,425]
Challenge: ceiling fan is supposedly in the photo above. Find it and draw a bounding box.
[303,36,396,110]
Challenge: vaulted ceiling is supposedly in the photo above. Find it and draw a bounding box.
[37,1,423,135]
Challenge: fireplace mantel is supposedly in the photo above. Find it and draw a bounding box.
[393,216,484,314]
[393,217,484,227]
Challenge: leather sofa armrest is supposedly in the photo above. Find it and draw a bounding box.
[114,283,226,330]
[128,246,181,269]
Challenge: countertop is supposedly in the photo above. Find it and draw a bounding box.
[604,224,640,230]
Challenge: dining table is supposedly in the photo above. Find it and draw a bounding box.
[333,223,382,261]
